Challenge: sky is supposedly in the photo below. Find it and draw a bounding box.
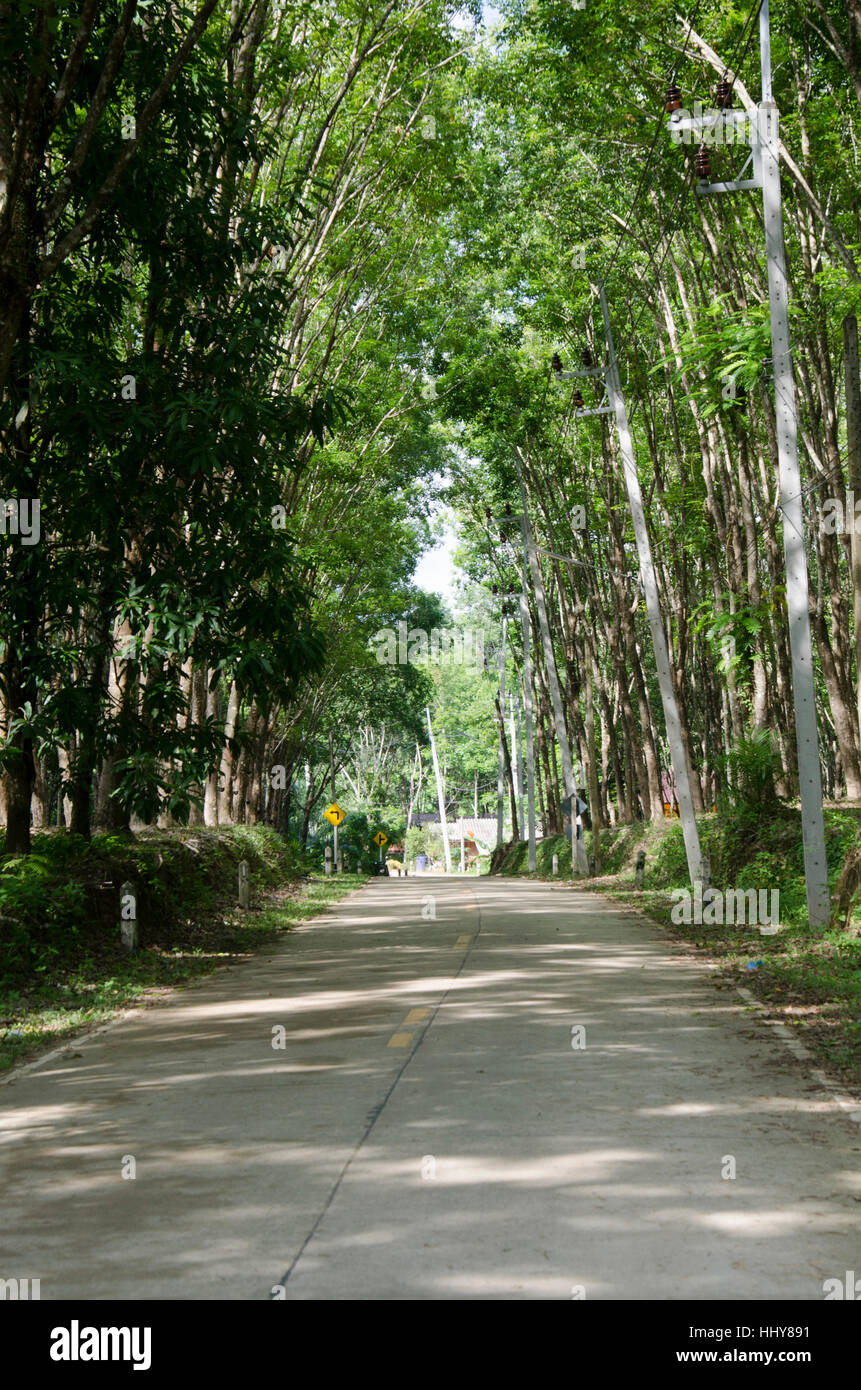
[413,516,459,605]
[452,4,504,34]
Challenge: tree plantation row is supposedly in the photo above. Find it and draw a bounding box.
[1,2,860,918]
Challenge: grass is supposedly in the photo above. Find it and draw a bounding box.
[0,825,366,1073]
[492,810,861,1095]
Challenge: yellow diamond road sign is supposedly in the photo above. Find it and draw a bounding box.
[324,802,346,827]
[373,831,388,847]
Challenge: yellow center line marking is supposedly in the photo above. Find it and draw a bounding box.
[404,1008,429,1025]
[387,1032,414,1048]
[454,934,472,947]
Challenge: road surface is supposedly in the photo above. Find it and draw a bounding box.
[2,876,859,1300]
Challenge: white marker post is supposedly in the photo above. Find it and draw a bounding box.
[120,881,138,952]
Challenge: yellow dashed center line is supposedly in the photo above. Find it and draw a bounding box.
[385,927,476,1045]
[404,1008,429,1025]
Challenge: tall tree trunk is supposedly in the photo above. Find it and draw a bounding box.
[494,692,518,841]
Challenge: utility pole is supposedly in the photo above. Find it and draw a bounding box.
[666,0,828,923]
[426,705,452,873]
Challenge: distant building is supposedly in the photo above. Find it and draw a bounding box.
[409,813,543,866]
[451,817,499,863]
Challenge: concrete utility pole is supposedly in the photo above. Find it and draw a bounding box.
[667,0,828,923]
[514,451,583,873]
[426,705,452,873]
[496,616,507,849]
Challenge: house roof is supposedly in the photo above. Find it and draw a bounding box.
[451,817,500,842]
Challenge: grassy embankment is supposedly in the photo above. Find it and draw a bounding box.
[493,809,861,1091]
[0,825,365,1072]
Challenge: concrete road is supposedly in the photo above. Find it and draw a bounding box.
[1,877,859,1300]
